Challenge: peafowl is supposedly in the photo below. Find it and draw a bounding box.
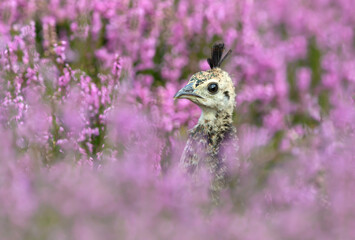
[174,43,238,194]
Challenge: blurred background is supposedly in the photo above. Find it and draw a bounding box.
[0,0,355,239]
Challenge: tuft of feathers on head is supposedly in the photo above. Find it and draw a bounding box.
[207,43,232,69]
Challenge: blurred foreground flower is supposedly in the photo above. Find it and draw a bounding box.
[0,0,355,239]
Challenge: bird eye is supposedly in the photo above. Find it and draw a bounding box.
[207,83,218,94]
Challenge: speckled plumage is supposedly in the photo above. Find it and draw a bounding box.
[174,43,238,193]
[180,110,238,191]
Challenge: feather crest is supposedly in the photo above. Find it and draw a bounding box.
[207,43,232,69]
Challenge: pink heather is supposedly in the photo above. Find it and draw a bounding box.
[0,0,355,239]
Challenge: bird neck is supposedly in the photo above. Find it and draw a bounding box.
[197,108,233,134]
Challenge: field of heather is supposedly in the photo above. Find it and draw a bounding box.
[0,0,355,239]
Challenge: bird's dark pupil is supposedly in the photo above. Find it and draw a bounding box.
[208,83,218,93]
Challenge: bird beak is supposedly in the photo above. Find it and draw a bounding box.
[174,82,202,100]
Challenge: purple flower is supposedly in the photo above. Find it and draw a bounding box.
[0,0,355,239]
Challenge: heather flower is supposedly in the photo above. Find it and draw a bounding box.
[296,67,311,91]
[0,0,355,239]
[264,109,284,132]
